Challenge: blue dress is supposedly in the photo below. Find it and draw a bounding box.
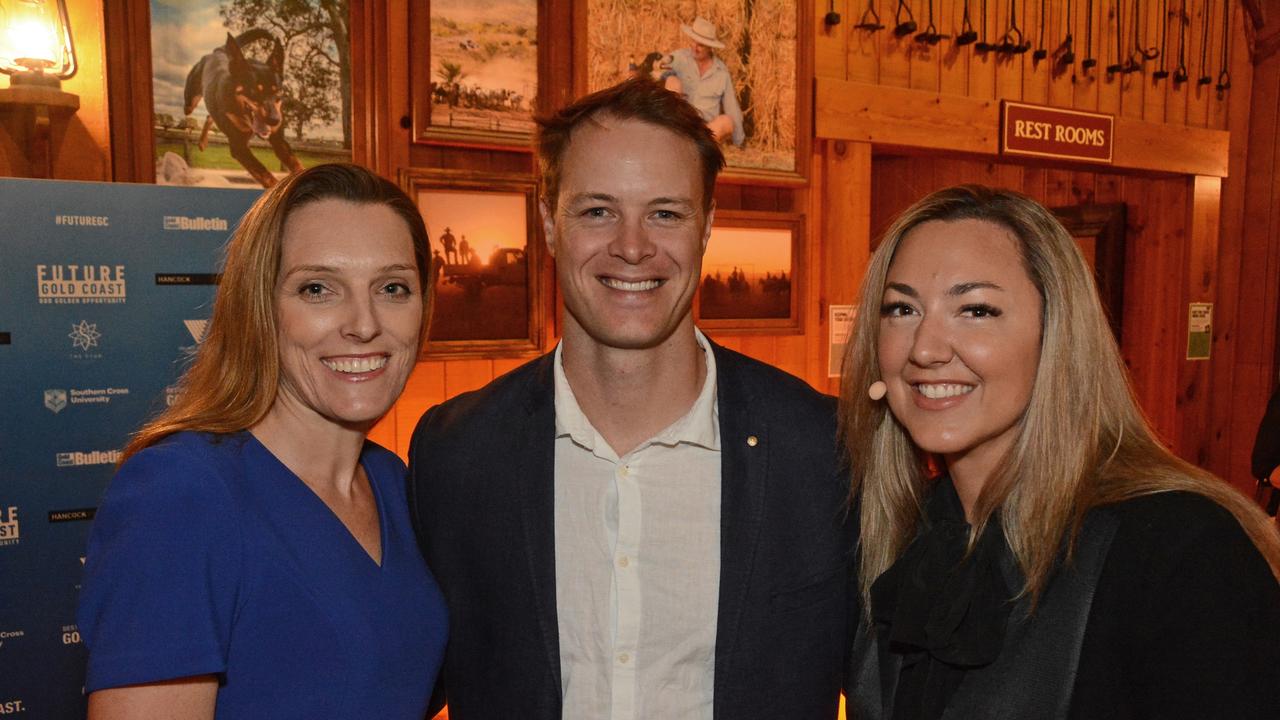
[77,431,448,719]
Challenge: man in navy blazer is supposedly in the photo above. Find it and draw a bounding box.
[408,78,856,719]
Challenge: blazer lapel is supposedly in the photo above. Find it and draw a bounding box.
[711,345,770,709]
[512,354,563,701]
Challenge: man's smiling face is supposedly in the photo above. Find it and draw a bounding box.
[543,115,713,352]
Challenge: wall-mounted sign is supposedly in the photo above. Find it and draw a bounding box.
[828,305,856,378]
[1187,302,1213,360]
[1001,101,1114,164]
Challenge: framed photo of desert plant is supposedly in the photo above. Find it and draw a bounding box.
[695,210,804,334]
[400,170,545,358]
[582,1,812,184]
[411,0,540,149]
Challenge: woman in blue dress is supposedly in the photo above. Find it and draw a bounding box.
[78,163,448,719]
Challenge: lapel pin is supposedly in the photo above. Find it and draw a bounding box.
[747,436,759,447]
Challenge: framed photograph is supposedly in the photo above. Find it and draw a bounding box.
[1052,203,1127,340]
[148,0,352,188]
[401,170,545,358]
[582,1,812,184]
[695,210,804,334]
[411,0,539,149]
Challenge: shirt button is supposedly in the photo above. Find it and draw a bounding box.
[618,555,630,568]
[618,653,630,664]
[618,465,630,477]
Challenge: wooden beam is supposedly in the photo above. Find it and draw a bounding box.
[816,77,1231,177]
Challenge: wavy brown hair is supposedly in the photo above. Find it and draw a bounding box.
[121,163,432,462]
[840,185,1280,607]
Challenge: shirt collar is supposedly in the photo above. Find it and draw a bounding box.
[553,329,720,455]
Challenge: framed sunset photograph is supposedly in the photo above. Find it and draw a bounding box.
[696,210,804,333]
[400,170,545,358]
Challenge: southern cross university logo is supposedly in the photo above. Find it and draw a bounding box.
[44,389,68,413]
[68,320,101,351]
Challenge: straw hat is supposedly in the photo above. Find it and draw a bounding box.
[681,17,725,49]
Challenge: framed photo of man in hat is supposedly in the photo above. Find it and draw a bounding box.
[582,1,812,184]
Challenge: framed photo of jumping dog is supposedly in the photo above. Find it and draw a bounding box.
[410,0,541,150]
[694,210,804,334]
[400,169,547,359]
[580,1,812,185]
[146,0,354,188]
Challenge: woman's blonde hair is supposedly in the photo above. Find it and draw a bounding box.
[121,163,432,462]
[840,184,1280,606]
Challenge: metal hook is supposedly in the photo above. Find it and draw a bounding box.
[855,0,885,30]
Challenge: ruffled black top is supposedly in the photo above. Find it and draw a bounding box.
[869,477,1018,720]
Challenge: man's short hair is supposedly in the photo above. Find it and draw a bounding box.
[535,77,726,212]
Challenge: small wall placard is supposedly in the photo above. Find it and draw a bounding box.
[1001,101,1114,164]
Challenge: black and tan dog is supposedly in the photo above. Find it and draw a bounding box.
[184,29,303,188]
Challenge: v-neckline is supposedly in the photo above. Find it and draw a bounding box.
[245,432,388,570]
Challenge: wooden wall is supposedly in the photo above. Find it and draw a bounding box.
[817,0,1241,129]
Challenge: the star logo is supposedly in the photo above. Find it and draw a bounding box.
[68,320,101,352]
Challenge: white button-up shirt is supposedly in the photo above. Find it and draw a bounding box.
[553,331,722,719]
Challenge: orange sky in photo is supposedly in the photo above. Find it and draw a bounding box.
[418,190,527,264]
[702,226,791,279]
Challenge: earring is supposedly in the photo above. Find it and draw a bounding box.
[868,380,887,401]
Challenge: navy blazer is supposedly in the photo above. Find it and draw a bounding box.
[407,342,857,719]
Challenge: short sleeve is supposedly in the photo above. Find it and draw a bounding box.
[77,436,243,692]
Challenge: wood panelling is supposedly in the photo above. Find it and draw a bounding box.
[816,77,1231,175]
[817,0,1243,131]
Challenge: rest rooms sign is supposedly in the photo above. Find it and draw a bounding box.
[1001,101,1114,164]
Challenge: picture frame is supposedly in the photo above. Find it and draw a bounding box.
[400,169,545,359]
[579,1,812,185]
[148,0,354,188]
[105,0,375,183]
[695,210,804,334]
[1052,203,1127,341]
[410,0,541,150]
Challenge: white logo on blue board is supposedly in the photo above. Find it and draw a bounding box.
[44,389,68,413]
[68,320,101,351]
[164,215,229,231]
[0,506,19,547]
[55,450,121,467]
[184,319,209,344]
[37,264,127,305]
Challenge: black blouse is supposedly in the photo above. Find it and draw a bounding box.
[869,479,1280,720]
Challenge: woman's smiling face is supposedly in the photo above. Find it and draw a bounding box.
[877,218,1044,481]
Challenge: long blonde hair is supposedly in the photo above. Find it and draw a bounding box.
[840,185,1280,606]
[121,163,432,462]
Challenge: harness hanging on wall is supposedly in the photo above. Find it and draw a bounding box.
[1153,0,1171,78]
[1061,0,1078,63]
[894,0,919,36]
[1216,0,1231,90]
[997,0,1033,52]
[1125,0,1158,71]
[1082,0,1098,68]
[976,0,995,50]
[957,0,980,44]
[1107,0,1127,73]
[1033,0,1049,58]
[1198,0,1215,84]
[915,0,949,44]
[855,0,885,30]
[1173,0,1190,81]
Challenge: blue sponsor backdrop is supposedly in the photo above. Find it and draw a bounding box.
[0,179,260,717]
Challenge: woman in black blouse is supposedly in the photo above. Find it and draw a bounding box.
[840,185,1280,720]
